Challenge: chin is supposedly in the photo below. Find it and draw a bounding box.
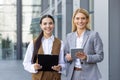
[46,32,52,34]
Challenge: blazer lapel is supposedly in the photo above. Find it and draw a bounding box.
[82,30,90,48]
[71,32,76,49]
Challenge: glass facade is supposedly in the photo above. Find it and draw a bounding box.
[22,0,41,58]
[0,0,94,60]
[89,0,94,30]
[0,0,17,60]
[0,0,41,60]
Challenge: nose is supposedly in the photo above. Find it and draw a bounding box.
[79,19,82,22]
[46,23,50,27]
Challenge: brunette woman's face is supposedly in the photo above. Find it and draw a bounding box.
[74,12,88,30]
[40,17,54,36]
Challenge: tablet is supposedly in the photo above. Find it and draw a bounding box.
[71,48,83,59]
[38,54,59,71]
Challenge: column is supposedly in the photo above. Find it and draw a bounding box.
[16,0,22,60]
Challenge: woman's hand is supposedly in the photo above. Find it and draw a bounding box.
[76,52,87,60]
[65,53,72,61]
[34,63,42,71]
[52,65,61,71]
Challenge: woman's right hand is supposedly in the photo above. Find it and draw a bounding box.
[65,53,72,61]
[34,63,42,71]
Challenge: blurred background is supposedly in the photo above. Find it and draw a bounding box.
[0,0,120,80]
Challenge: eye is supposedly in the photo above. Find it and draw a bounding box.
[49,22,53,25]
[75,17,79,20]
[43,22,47,25]
[81,17,86,20]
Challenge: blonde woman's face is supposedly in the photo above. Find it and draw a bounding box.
[74,12,88,30]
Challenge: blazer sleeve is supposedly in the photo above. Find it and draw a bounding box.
[86,32,104,63]
[63,34,71,62]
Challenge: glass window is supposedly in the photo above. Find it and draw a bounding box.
[22,0,41,58]
[89,0,94,30]
[0,0,17,60]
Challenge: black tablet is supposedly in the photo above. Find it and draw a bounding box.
[38,54,59,71]
[71,48,83,59]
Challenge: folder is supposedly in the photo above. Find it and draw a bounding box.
[37,54,59,71]
[71,48,83,59]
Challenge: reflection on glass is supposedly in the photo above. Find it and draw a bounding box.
[0,0,16,60]
[89,0,94,30]
[22,0,41,58]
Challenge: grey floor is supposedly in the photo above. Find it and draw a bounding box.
[0,60,31,80]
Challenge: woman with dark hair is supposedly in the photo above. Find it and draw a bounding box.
[23,14,65,80]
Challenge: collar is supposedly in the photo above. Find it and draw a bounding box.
[42,34,54,41]
[75,30,86,38]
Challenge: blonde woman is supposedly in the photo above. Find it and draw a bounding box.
[63,8,104,80]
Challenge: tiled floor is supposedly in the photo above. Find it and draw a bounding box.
[0,60,31,80]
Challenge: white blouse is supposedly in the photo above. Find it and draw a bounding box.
[75,31,85,68]
[23,35,65,73]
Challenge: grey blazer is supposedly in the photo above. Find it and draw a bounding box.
[62,30,104,80]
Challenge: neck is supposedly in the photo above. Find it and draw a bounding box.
[77,28,86,37]
[43,33,52,39]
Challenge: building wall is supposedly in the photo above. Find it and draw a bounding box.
[62,0,73,40]
[66,0,73,34]
[80,0,89,10]
[94,0,109,80]
[41,0,49,13]
[109,0,120,80]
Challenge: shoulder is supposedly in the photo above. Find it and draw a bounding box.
[66,32,75,37]
[88,30,102,40]
[54,37,61,44]
[88,30,99,36]
[54,37,61,42]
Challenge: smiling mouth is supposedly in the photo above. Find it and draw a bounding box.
[77,24,84,26]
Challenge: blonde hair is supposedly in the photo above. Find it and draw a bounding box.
[72,8,91,32]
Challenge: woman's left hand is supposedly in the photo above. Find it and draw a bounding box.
[76,52,87,60]
[52,65,61,71]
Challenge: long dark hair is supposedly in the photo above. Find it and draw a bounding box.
[32,14,55,63]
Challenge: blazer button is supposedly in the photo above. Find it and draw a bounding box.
[81,62,83,64]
